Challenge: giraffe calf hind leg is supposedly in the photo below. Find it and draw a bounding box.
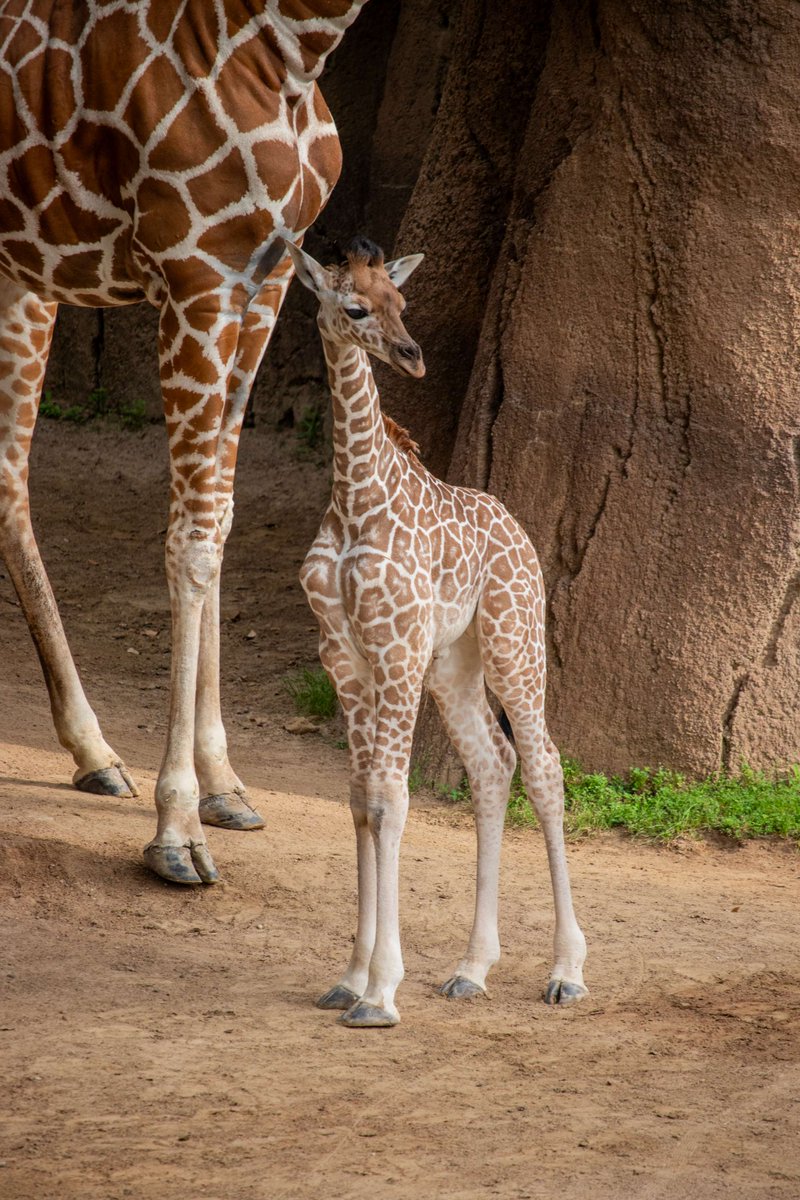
[477,576,589,1009]
[544,978,589,1006]
[426,633,516,1002]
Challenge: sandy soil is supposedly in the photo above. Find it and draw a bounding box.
[1,422,799,1200]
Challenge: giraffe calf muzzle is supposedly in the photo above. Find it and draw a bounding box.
[392,341,425,378]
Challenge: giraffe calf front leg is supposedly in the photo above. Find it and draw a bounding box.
[309,631,378,1010]
[316,783,375,1010]
[339,770,410,1029]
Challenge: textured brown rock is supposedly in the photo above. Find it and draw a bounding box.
[401,0,800,776]
[41,0,800,775]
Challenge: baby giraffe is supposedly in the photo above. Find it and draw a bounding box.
[287,237,588,1028]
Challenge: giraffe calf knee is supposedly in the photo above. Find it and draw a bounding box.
[364,771,408,835]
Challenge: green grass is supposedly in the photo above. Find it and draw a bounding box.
[446,760,800,842]
[284,666,338,721]
[408,763,427,795]
[295,404,325,453]
[281,673,800,842]
[38,388,149,430]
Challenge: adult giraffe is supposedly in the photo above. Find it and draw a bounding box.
[0,0,367,884]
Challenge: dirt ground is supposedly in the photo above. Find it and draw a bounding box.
[1,421,799,1200]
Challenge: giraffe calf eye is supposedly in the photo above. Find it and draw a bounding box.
[345,306,368,320]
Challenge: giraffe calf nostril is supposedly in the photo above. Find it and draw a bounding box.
[397,343,419,360]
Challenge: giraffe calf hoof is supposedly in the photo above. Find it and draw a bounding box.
[316,985,361,1010]
[199,792,265,831]
[338,1001,399,1028]
[544,979,589,1007]
[438,975,487,1001]
[75,764,138,799]
[143,841,220,886]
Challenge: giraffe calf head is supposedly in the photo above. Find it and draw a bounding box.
[285,236,426,379]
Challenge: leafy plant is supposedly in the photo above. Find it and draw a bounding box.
[39,391,63,420]
[86,386,110,417]
[284,666,338,720]
[63,404,89,423]
[117,396,148,430]
[296,404,324,452]
[408,763,426,795]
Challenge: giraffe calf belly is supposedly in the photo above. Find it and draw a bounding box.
[430,597,481,656]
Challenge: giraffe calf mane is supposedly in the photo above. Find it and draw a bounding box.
[382,414,421,458]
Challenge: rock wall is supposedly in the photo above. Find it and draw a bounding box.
[42,0,800,775]
[393,0,800,776]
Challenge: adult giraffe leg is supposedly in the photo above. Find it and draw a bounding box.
[194,569,263,829]
[478,580,588,1007]
[0,280,137,797]
[194,268,293,831]
[143,295,240,885]
[426,629,517,999]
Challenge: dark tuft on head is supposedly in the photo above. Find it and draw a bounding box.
[347,236,384,268]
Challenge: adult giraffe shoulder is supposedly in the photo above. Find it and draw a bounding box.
[288,237,588,1028]
[0,0,368,883]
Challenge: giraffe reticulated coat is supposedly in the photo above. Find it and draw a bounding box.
[0,0,367,884]
[288,238,588,1028]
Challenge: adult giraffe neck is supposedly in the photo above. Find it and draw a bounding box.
[320,330,395,520]
[257,0,369,84]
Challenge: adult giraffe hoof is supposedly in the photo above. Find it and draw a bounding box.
[339,1001,399,1029]
[316,985,361,1011]
[199,792,265,831]
[143,841,220,886]
[544,979,589,1007]
[438,975,487,1000]
[75,763,139,798]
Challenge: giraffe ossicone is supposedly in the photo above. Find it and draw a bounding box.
[289,237,589,1028]
[0,0,367,884]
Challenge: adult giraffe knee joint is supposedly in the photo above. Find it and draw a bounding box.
[0,1,369,884]
[289,237,589,1028]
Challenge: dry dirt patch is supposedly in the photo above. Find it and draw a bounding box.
[1,423,799,1199]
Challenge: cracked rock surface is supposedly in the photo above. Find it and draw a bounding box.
[43,0,800,774]
[387,0,800,775]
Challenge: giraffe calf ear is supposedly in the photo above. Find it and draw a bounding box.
[384,253,424,289]
[285,241,329,295]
